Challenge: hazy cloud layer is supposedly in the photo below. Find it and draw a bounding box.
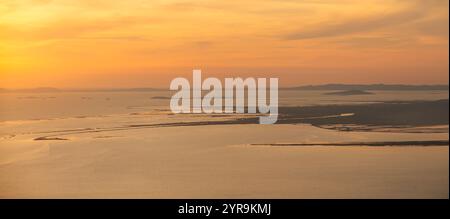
[0,0,448,88]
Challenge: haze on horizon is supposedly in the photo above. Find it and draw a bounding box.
[0,0,448,89]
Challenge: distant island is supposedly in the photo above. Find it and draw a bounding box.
[324,90,374,96]
[283,84,449,91]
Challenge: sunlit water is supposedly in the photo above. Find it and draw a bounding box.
[0,90,448,198]
[1,90,448,122]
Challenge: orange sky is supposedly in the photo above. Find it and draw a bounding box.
[0,0,448,88]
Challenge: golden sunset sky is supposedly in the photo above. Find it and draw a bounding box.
[0,0,448,88]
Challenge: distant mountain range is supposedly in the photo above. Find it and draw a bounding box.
[323,90,374,96]
[283,84,449,91]
[0,84,448,92]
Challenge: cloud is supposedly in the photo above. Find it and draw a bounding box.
[283,9,424,40]
[74,36,151,41]
[332,36,415,48]
[1,15,160,43]
[415,16,449,37]
[282,0,449,41]
[191,41,213,48]
[163,0,312,15]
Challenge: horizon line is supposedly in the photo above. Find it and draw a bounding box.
[1,83,449,92]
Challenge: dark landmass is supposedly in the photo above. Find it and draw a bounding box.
[233,99,449,132]
[28,99,448,141]
[274,99,449,127]
[283,84,449,91]
[34,137,68,141]
[251,140,449,147]
[324,90,374,96]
